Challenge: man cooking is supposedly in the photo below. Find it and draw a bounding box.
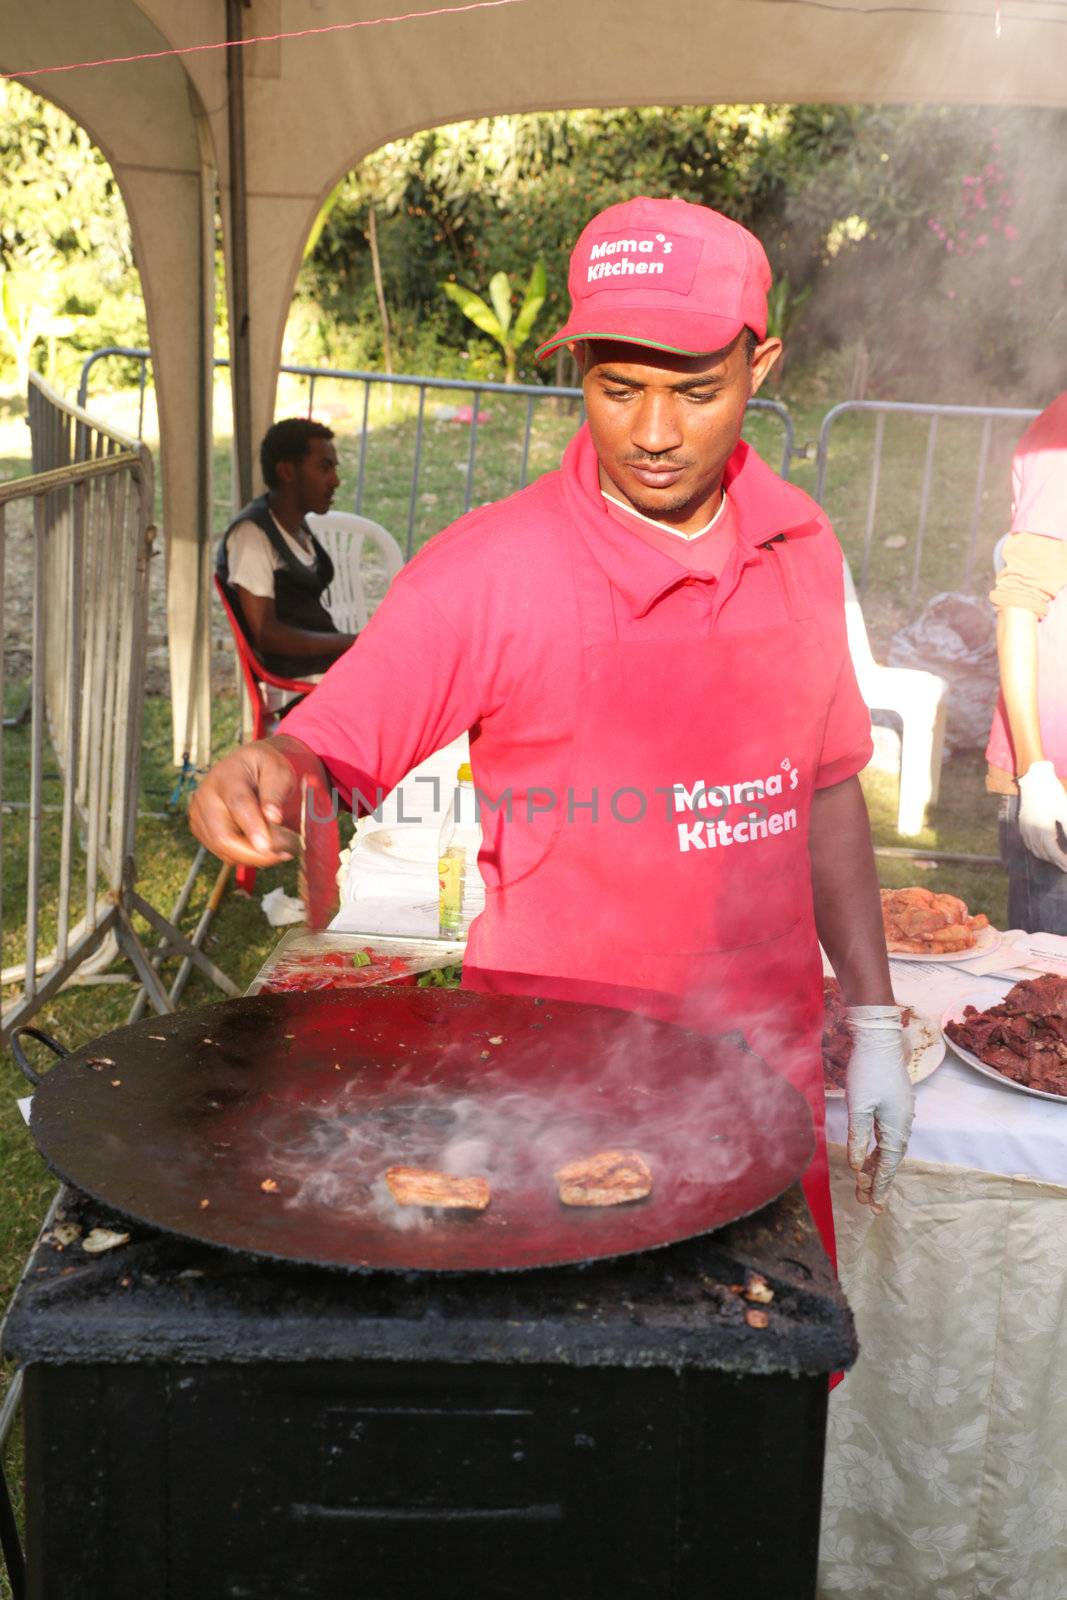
[190,197,913,1251]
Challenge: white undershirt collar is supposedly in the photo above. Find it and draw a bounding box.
[600,488,729,541]
[269,507,314,560]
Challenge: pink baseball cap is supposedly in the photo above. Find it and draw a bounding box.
[535,196,771,361]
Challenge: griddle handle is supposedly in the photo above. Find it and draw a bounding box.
[10,1026,69,1088]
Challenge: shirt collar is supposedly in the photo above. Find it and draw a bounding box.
[561,424,824,618]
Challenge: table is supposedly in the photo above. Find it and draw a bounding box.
[818,955,1067,1598]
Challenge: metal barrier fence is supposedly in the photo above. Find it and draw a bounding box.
[0,375,238,1039]
[78,347,796,558]
[815,399,1040,608]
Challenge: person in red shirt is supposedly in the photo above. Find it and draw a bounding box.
[986,392,1067,932]
[190,197,912,1245]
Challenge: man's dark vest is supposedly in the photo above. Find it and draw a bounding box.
[216,495,340,677]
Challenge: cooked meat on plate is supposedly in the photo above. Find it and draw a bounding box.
[555,1149,653,1207]
[945,973,1067,1097]
[881,887,988,955]
[821,978,853,1091]
[385,1167,491,1209]
[822,977,913,1091]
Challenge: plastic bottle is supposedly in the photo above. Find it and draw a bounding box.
[436,807,463,937]
[453,762,485,924]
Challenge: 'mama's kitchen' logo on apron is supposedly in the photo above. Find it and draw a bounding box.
[672,759,800,853]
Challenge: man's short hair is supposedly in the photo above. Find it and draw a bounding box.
[744,327,758,362]
[260,418,335,490]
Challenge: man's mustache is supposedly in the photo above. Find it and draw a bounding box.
[622,455,692,468]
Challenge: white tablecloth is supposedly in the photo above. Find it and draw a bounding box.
[820,946,1067,1598]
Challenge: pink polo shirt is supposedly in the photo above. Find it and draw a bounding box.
[284,426,872,888]
[986,392,1067,786]
[1009,391,1067,539]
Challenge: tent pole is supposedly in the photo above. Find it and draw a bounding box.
[226,0,254,509]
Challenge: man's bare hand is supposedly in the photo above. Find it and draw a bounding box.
[189,739,305,867]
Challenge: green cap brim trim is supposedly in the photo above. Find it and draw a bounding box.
[535,330,713,361]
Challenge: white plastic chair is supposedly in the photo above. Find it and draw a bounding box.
[307,509,404,633]
[993,533,1009,575]
[842,558,949,837]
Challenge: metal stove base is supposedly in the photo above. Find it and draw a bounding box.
[24,1358,827,1600]
[6,1183,855,1600]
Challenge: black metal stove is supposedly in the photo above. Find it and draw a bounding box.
[3,1182,854,1600]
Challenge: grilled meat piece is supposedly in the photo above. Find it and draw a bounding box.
[555,1149,653,1207]
[385,1167,491,1210]
[945,974,1067,1096]
[881,887,988,955]
[995,972,1067,1018]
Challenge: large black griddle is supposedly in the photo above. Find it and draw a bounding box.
[25,989,815,1273]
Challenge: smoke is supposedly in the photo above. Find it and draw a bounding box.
[781,104,1067,407]
[243,1006,772,1240]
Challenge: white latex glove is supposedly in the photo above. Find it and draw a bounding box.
[846,1006,915,1213]
[1017,760,1067,871]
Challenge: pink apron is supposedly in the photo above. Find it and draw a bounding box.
[465,506,838,1259]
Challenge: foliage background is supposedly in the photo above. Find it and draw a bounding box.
[0,82,147,390]
[1,82,1064,406]
[292,103,1067,404]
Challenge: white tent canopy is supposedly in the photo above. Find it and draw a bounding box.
[3,0,1065,762]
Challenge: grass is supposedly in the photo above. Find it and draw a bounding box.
[0,376,1010,1589]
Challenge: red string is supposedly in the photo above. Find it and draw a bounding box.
[5,0,531,80]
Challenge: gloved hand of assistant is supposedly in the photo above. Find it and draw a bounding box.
[845,1006,915,1213]
[1017,760,1067,871]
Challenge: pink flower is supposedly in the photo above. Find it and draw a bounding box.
[945,288,957,299]
[976,234,988,247]
[973,188,987,210]
[1009,276,1023,288]
[946,240,955,253]
[1004,223,1019,241]
[962,175,976,186]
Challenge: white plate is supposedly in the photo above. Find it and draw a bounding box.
[887,924,1001,964]
[942,984,1067,1104]
[824,1009,945,1098]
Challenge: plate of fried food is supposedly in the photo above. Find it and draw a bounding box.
[943,974,1067,1103]
[821,976,944,1097]
[881,887,998,962]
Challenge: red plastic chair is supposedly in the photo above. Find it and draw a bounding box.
[213,574,313,893]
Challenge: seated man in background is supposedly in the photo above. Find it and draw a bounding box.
[216,418,357,698]
[986,391,1067,933]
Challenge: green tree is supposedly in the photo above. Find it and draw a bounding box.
[0,81,144,389]
[440,261,546,383]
